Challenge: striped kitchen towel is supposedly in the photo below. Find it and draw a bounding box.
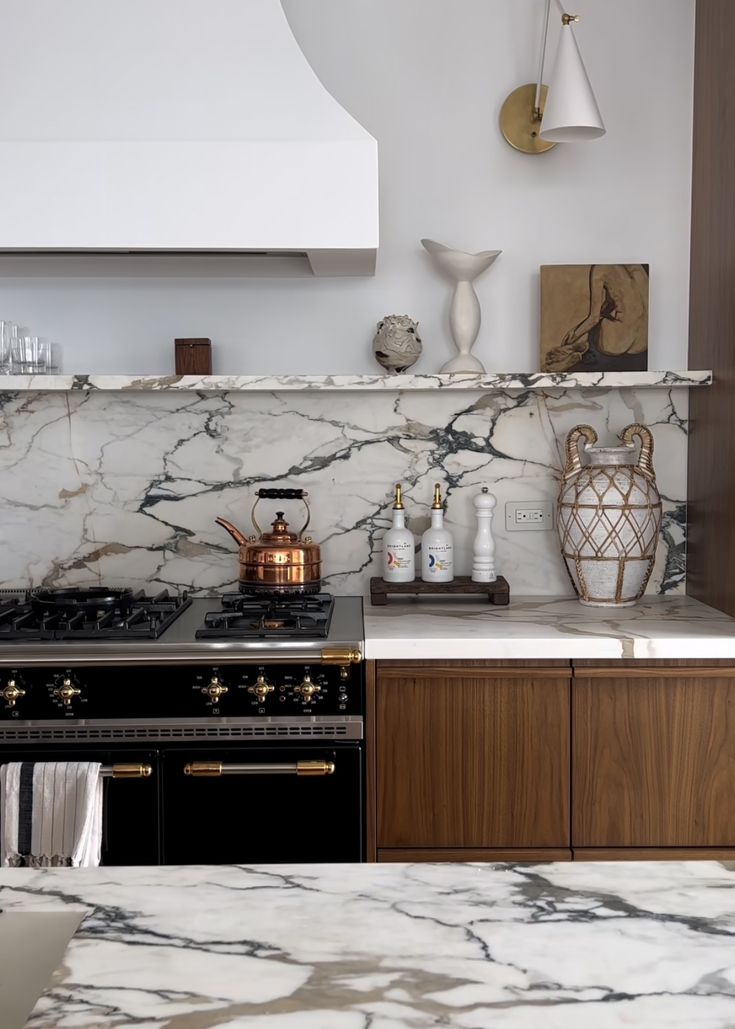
[0,762,103,867]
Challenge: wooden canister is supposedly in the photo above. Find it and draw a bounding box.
[175,338,212,375]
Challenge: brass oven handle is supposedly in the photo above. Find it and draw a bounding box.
[183,760,335,778]
[101,764,153,779]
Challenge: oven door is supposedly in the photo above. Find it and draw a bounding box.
[0,747,160,865]
[161,744,363,864]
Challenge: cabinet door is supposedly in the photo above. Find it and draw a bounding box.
[573,672,735,847]
[376,666,570,849]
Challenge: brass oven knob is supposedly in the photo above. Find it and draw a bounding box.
[202,676,229,703]
[294,677,321,703]
[2,679,26,708]
[54,678,81,706]
[248,675,274,703]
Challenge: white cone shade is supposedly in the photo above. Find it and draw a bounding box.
[540,24,605,142]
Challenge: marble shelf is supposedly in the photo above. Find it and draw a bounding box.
[0,369,713,392]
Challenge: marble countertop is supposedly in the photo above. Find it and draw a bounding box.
[364,594,735,660]
[1,860,734,1027]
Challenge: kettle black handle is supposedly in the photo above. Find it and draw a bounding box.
[251,489,311,538]
[256,488,306,500]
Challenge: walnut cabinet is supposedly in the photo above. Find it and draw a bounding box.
[368,659,735,862]
[573,662,735,849]
[370,660,571,862]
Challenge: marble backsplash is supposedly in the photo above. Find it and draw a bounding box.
[0,385,688,597]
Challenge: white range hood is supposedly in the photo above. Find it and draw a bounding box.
[0,0,378,276]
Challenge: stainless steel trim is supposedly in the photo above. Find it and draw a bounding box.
[0,648,362,668]
[0,715,363,743]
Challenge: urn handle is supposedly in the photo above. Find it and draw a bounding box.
[619,423,656,480]
[562,425,598,482]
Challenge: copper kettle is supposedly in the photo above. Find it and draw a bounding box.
[216,488,322,594]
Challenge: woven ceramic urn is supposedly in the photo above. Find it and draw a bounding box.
[557,423,662,606]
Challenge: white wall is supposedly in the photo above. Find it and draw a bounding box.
[0,0,695,374]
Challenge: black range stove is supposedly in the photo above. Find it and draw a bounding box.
[0,585,365,867]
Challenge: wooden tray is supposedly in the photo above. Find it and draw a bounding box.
[370,575,510,606]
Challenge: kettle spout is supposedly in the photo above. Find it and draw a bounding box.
[215,516,248,547]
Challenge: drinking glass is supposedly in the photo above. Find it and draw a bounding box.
[10,335,49,374]
[0,321,18,374]
[34,339,50,373]
[48,341,62,373]
[10,334,30,373]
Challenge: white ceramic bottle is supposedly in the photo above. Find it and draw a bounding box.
[421,483,454,583]
[383,483,416,582]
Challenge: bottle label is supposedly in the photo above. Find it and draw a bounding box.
[427,546,453,574]
[387,543,414,569]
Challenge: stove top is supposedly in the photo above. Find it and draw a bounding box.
[0,589,363,662]
[196,593,334,640]
[0,588,191,641]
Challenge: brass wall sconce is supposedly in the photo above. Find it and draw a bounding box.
[500,0,605,155]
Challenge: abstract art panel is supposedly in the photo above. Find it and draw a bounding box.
[540,264,649,373]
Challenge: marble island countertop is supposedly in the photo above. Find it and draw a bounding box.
[1,860,734,1028]
[364,594,735,660]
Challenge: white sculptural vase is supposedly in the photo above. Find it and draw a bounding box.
[421,239,502,374]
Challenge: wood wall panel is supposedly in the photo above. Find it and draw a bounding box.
[687,0,735,613]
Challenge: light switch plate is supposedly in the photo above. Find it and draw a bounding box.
[505,501,554,532]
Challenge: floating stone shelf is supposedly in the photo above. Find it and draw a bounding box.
[0,370,713,393]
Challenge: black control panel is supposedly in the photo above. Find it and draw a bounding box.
[0,663,362,721]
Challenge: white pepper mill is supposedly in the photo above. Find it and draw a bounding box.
[472,487,497,583]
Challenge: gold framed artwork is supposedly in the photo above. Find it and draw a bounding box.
[540,264,649,373]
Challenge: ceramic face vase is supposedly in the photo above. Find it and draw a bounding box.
[557,423,662,606]
[372,315,422,374]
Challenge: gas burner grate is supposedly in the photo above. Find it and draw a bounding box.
[0,589,191,641]
[196,592,334,639]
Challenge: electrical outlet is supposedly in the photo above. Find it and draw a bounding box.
[505,501,554,532]
[517,509,544,523]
